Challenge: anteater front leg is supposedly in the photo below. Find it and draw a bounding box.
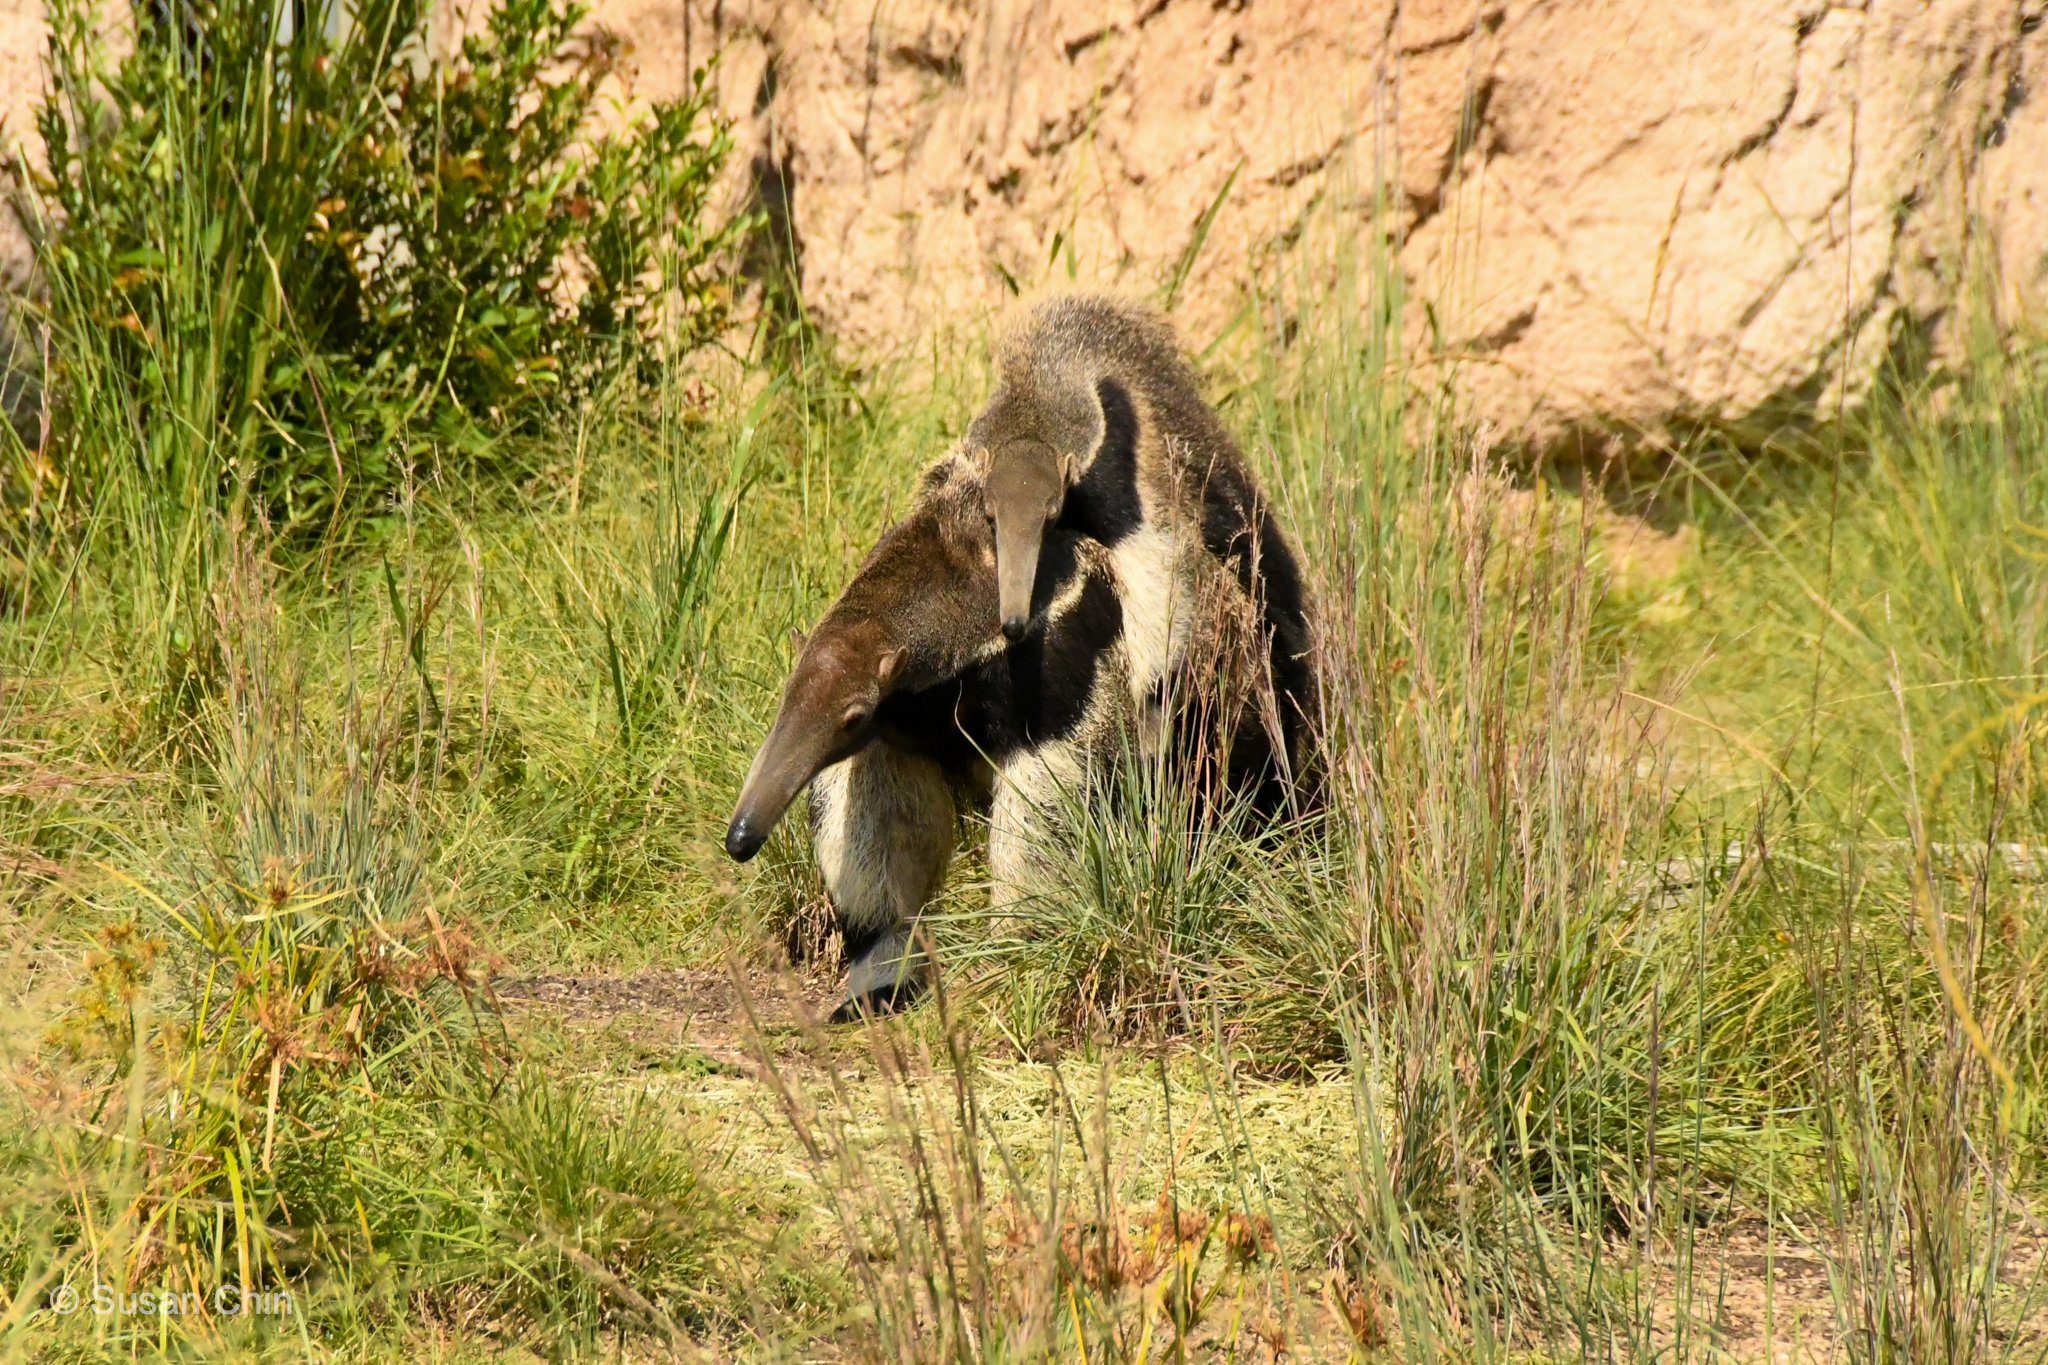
[807,743,956,1021]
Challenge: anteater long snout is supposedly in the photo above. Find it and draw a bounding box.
[994,511,1046,642]
[724,715,820,862]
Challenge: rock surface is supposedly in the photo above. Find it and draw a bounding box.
[7,0,2047,452]
[0,0,49,291]
[640,0,2048,453]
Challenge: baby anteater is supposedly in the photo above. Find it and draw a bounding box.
[966,295,1319,812]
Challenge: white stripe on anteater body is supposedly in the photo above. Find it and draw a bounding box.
[726,455,1134,1018]
[966,296,1320,817]
[805,746,957,1010]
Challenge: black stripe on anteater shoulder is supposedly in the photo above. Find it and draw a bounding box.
[878,533,1124,770]
[1058,378,1143,547]
[875,676,978,774]
[1196,463,1261,594]
[929,550,1125,766]
[1006,569,1124,753]
[1193,474,1314,703]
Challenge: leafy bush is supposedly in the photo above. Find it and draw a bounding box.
[318,0,742,429]
[20,0,741,543]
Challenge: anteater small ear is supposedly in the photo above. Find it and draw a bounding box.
[787,627,808,656]
[876,646,908,690]
[970,445,994,478]
[1058,450,1079,487]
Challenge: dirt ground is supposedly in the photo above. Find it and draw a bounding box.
[496,964,835,1055]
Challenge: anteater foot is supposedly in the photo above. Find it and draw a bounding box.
[828,976,926,1024]
[834,923,925,1024]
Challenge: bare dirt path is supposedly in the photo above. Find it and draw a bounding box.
[494,964,841,1064]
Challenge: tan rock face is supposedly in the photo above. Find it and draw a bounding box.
[7,0,2045,453]
[641,0,2048,452]
[0,0,51,291]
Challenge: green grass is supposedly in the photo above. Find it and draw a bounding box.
[9,309,2048,1356]
[5,32,2048,1352]
[11,320,2045,1356]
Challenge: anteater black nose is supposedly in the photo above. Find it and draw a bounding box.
[724,818,763,863]
[1001,615,1027,642]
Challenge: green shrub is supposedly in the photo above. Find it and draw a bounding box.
[21,0,741,546]
[318,0,742,430]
